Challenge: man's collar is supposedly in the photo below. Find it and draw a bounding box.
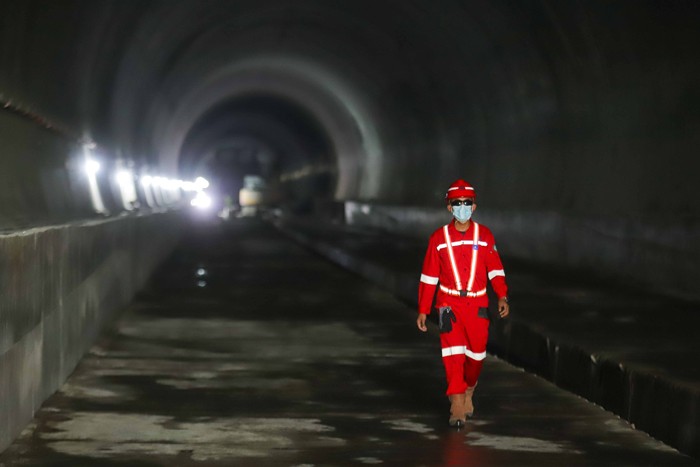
[450,218,471,234]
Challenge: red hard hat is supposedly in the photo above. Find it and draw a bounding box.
[445,179,476,200]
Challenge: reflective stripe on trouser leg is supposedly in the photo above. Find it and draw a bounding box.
[463,306,489,388]
[439,308,468,395]
[440,303,489,395]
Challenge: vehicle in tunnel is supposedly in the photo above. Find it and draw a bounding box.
[238,174,267,217]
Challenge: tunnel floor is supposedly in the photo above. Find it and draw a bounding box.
[0,218,695,466]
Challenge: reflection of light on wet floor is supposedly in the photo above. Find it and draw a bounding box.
[382,419,433,434]
[60,383,130,400]
[466,433,581,454]
[355,457,382,464]
[194,267,208,287]
[41,412,344,461]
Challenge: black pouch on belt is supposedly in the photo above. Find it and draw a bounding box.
[477,307,490,320]
[438,306,456,333]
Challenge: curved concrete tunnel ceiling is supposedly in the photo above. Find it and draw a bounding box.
[1,0,699,216]
[104,0,519,204]
[110,1,405,201]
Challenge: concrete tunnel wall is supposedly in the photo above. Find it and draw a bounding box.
[0,104,184,450]
[0,89,185,451]
[0,1,187,451]
[1,0,700,451]
[0,212,182,451]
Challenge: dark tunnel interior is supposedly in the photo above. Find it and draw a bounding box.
[2,0,700,460]
[179,93,337,212]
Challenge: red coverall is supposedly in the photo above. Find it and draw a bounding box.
[418,219,508,395]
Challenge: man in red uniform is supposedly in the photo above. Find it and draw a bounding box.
[416,179,510,428]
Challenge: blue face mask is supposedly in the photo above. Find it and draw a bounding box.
[452,205,472,223]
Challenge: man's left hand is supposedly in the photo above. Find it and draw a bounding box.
[498,297,510,318]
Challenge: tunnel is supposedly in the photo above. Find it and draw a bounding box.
[1,0,699,463]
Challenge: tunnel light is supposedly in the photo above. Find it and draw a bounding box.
[116,170,132,185]
[161,178,174,189]
[190,191,212,209]
[195,176,210,190]
[181,181,197,192]
[139,175,157,207]
[115,169,137,211]
[151,177,167,205]
[151,179,164,206]
[160,178,183,204]
[82,151,106,214]
[140,174,199,208]
[84,159,101,176]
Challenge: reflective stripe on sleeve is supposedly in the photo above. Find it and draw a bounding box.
[441,345,487,361]
[420,274,439,285]
[488,269,505,280]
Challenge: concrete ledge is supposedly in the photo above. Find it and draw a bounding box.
[277,217,700,459]
[495,319,700,457]
[0,212,184,451]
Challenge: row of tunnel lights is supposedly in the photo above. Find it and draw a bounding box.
[82,143,211,214]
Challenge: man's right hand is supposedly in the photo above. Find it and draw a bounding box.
[416,313,428,332]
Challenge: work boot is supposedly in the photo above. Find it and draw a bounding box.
[448,393,467,428]
[464,382,478,418]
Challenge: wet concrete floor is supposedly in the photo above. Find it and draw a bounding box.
[0,218,696,466]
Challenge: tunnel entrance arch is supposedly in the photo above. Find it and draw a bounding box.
[150,57,383,201]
